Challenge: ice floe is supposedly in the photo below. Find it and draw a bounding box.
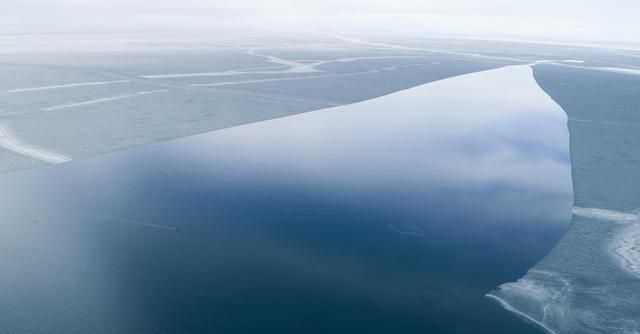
[141,54,428,80]
[487,60,640,332]
[190,63,425,87]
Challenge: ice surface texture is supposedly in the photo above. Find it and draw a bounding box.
[488,65,640,333]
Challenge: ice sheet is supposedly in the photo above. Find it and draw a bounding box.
[0,39,502,174]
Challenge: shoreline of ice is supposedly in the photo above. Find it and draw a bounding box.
[486,61,640,332]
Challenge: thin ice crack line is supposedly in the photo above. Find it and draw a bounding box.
[95,215,179,232]
[40,89,169,111]
[5,80,131,93]
[191,63,427,87]
[140,55,429,79]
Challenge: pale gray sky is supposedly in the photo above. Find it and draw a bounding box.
[2,0,639,43]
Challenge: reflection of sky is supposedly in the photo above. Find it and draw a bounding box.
[0,65,572,333]
[172,65,573,219]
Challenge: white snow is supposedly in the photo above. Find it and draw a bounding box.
[555,64,640,76]
[334,35,429,52]
[572,207,639,222]
[335,35,524,62]
[611,223,640,278]
[0,124,70,164]
[40,90,169,111]
[590,66,640,76]
[246,49,318,73]
[140,66,285,79]
[5,80,130,93]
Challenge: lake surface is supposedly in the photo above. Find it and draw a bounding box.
[0,65,573,333]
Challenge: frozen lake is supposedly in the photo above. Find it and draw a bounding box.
[1,34,639,333]
[0,59,573,333]
[2,33,638,175]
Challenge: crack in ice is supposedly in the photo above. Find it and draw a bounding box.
[572,207,639,222]
[5,80,130,93]
[95,214,178,232]
[40,89,169,111]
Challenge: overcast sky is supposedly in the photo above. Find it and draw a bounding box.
[2,0,639,43]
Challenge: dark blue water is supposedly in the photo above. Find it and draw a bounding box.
[0,69,572,333]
